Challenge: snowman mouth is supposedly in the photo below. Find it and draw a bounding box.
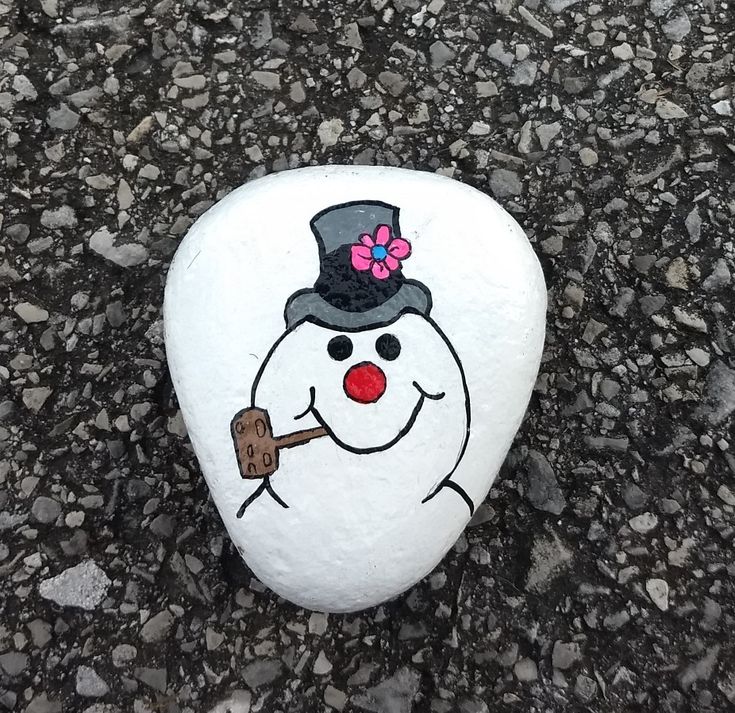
[293,382,445,454]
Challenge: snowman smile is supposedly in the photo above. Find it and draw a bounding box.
[294,381,445,454]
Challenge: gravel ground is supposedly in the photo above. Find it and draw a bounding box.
[1,0,735,711]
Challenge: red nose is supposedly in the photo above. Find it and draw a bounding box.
[343,362,386,403]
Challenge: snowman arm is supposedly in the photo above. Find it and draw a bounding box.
[421,329,474,515]
[422,478,474,515]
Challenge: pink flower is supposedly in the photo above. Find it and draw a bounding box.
[350,224,412,280]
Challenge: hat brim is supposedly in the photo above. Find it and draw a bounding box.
[284,279,432,332]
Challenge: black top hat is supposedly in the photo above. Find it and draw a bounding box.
[284,200,432,331]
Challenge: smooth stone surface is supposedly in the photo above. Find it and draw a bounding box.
[165,166,546,612]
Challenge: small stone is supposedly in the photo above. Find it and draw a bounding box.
[582,318,606,344]
[352,667,420,713]
[695,362,735,425]
[603,609,630,631]
[665,257,688,289]
[41,205,77,229]
[587,31,605,46]
[347,68,367,89]
[140,610,174,643]
[475,80,498,97]
[182,92,210,109]
[76,666,109,697]
[662,11,691,41]
[289,81,306,103]
[684,207,701,242]
[134,667,168,693]
[468,121,490,136]
[525,532,572,592]
[673,306,707,332]
[150,513,175,538]
[646,578,669,611]
[39,560,111,610]
[317,119,344,148]
[552,641,582,670]
[518,6,553,37]
[650,0,676,15]
[489,169,522,198]
[313,650,333,675]
[126,115,155,143]
[15,302,49,323]
[679,647,720,691]
[510,60,538,86]
[324,685,348,711]
[68,87,103,108]
[612,42,634,60]
[0,652,28,678]
[656,99,688,120]
[23,387,53,413]
[106,301,126,328]
[575,674,597,702]
[112,644,137,667]
[47,103,79,130]
[241,659,284,689]
[27,619,52,649]
[40,0,58,16]
[309,611,329,635]
[208,690,252,713]
[629,512,658,534]
[717,485,735,507]
[250,71,280,90]
[338,22,363,50]
[251,11,273,48]
[31,496,61,523]
[429,40,455,68]
[206,627,225,651]
[137,163,160,181]
[702,259,731,291]
[524,450,566,514]
[116,179,134,210]
[289,13,318,34]
[13,74,38,100]
[89,227,148,267]
[487,40,514,66]
[579,147,598,166]
[712,99,733,116]
[514,658,538,681]
[378,71,408,97]
[563,76,588,94]
[536,122,561,150]
[623,484,648,510]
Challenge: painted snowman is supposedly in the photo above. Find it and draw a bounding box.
[231,201,473,522]
[164,166,546,613]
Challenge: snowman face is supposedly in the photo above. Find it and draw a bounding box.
[252,313,468,453]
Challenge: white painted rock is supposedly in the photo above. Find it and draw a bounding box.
[164,166,546,612]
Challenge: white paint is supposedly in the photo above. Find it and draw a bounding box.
[164,166,546,612]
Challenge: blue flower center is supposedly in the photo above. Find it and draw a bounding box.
[371,245,388,261]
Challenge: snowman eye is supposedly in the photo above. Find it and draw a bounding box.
[327,335,353,361]
[375,334,401,361]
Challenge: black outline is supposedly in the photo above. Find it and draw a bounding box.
[292,380,444,455]
[234,199,474,517]
[327,335,353,361]
[236,478,288,518]
[243,315,474,515]
[375,333,401,361]
[283,281,433,332]
[308,199,402,268]
[342,361,387,404]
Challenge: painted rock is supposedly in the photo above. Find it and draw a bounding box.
[164,166,546,612]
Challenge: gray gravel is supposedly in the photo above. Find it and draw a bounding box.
[1,0,734,712]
